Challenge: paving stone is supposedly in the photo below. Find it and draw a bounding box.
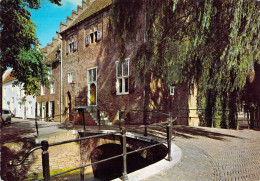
[142,126,260,181]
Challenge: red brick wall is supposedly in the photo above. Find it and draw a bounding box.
[61,6,189,125]
[36,61,61,122]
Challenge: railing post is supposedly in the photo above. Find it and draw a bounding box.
[121,126,128,181]
[82,109,86,131]
[35,116,39,137]
[80,160,84,181]
[97,109,101,130]
[119,110,125,129]
[41,140,50,181]
[167,112,173,161]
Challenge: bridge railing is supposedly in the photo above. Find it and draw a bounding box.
[9,112,176,181]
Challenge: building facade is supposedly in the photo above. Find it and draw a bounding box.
[37,0,198,126]
[2,69,36,119]
[36,38,62,122]
[58,0,191,126]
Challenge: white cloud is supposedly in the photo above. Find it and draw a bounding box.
[62,0,82,6]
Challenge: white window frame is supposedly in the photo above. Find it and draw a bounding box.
[87,67,97,106]
[87,67,97,83]
[68,72,73,83]
[170,86,175,96]
[37,102,41,117]
[49,101,54,118]
[116,58,130,95]
[50,82,55,94]
[48,68,52,80]
[41,84,45,95]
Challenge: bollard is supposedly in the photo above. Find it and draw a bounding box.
[167,112,173,161]
[121,126,128,181]
[41,140,50,181]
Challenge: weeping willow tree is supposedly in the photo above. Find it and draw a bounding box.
[110,0,260,128]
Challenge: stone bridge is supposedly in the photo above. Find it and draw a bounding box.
[5,129,171,180]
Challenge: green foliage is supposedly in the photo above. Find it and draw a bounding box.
[110,0,260,128]
[109,0,144,61]
[0,0,61,95]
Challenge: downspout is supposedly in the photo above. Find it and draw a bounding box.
[58,32,63,123]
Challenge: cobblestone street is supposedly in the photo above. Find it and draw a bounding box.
[144,126,260,181]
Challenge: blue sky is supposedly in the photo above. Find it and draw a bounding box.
[29,0,82,48]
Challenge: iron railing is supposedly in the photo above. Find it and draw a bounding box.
[9,112,176,181]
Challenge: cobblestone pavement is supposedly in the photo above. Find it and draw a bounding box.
[143,126,260,181]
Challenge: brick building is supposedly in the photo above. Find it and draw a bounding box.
[38,0,198,126]
[36,37,62,122]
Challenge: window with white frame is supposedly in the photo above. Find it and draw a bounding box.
[88,68,97,83]
[49,101,54,118]
[68,72,73,83]
[37,102,41,116]
[50,82,55,94]
[170,86,175,96]
[41,84,45,95]
[48,68,52,80]
[87,68,97,105]
[116,58,129,94]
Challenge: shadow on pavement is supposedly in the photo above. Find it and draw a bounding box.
[129,125,243,141]
[1,122,36,143]
[173,126,242,140]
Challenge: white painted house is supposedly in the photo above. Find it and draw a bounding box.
[2,69,36,119]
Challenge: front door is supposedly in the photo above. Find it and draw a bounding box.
[88,68,97,106]
[89,83,96,105]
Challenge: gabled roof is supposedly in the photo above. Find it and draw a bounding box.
[62,0,112,33]
[2,69,16,84]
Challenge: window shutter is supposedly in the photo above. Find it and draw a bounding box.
[66,44,69,54]
[73,41,77,51]
[46,102,49,118]
[52,102,55,118]
[85,35,90,46]
[97,30,102,41]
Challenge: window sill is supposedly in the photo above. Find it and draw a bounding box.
[116,92,129,95]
